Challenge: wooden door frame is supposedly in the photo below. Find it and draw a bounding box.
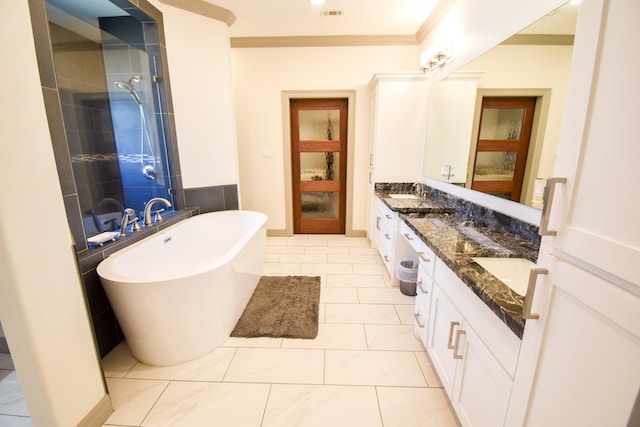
[282,90,357,236]
[466,89,551,204]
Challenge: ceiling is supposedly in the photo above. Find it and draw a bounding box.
[207,0,441,38]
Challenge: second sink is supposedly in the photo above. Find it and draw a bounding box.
[472,257,535,296]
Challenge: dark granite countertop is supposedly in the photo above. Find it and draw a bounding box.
[376,192,455,214]
[374,189,538,339]
[400,213,540,338]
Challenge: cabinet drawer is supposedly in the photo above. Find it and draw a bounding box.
[400,221,436,277]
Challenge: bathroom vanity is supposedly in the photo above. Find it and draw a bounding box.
[372,185,540,426]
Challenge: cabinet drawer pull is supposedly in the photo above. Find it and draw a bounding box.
[523,268,548,320]
[417,280,427,294]
[539,177,566,236]
[384,255,391,262]
[453,329,466,360]
[384,233,391,240]
[447,321,460,349]
[376,217,381,230]
[418,252,431,262]
[368,172,373,184]
[403,233,414,241]
[385,214,392,219]
[413,313,424,328]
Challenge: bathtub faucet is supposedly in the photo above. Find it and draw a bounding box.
[144,197,172,226]
[120,208,140,237]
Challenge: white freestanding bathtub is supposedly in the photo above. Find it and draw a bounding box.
[97,210,267,366]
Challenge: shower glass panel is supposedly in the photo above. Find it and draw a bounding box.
[46,0,173,238]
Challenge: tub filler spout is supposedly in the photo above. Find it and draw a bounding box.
[144,197,172,226]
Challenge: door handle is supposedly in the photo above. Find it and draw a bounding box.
[453,329,466,360]
[539,177,566,236]
[523,268,548,320]
[447,321,460,349]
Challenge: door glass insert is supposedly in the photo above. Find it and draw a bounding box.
[473,152,517,181]
[479,108,525,140]
[300,152,340,181]
[301,192,339,219]
[298,110,340,140]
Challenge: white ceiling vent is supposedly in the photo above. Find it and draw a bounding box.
[321,10,344,17]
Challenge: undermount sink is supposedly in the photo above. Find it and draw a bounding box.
[388,194,418,200]
[472,257,535,296]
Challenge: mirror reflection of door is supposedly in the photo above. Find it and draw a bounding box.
[470,97,536,202]
[290,98,348,234]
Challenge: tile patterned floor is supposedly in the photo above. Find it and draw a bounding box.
[0,235,460,427]
[101,235,459,426]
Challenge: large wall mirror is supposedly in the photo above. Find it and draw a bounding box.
[422,2,579,210]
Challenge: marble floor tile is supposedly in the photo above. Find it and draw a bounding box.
[304,246,350,255]
[126,347,236,381]
[0,371,29,417]
[222,336,283,348]
[278,253,328,263]
[262,262,301,275]
[102,343,138,378]
[358,287,416,304]
[365,324,426,351]
[325,274,387,288]
[330,238,371,247]
[353,263,389,275]
[395,304,418,325]
[262,384,382,427]
[319,287,359,303]
[348,247,377,255]
[327,254,378,264]
[281,323,367,350]
[224,348,324,384]
[141,382,270,427]
[415,351,443,388]
[263,253,281,263]
[264,245,305,254]
[377,387,459,427]
[300,263,354,275]
[325,350,427,387]
[324,303,400,324]
[104,378,168,426]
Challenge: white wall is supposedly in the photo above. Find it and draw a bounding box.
[150,1,239,189]
[231,45,419,232]
[0,2,107,425]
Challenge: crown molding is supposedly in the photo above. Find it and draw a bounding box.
[230,34,418,48]
[157,0,236,26]
[501,34,575,46]
[415,0,456,44]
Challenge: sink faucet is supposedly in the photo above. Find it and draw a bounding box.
[143,197,172,226]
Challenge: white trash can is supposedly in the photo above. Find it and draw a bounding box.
[397,259,419,296]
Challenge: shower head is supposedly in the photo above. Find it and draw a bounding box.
[114,77,142,105]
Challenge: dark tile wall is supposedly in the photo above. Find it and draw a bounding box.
[185,184,239,213]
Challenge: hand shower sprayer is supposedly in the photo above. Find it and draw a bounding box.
[113,75,158,180]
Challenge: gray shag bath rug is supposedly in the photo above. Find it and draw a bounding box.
[231,275,321,339]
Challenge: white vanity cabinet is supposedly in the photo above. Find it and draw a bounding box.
[374,198,396,276]
[427,258,521,427]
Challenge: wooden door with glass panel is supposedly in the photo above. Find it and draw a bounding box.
[290,98,347,234]
[471,97,536,202]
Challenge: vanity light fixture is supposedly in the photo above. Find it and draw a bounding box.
[420,45,453,73]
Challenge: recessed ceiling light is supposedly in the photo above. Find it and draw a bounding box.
[309,0,325,5]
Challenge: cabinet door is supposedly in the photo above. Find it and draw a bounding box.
[452,321,513,427]
[542,0,639,286]
[511,257,640,426]
[427,283,464,395]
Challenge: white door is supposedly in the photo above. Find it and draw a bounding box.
[521,257,640,426]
